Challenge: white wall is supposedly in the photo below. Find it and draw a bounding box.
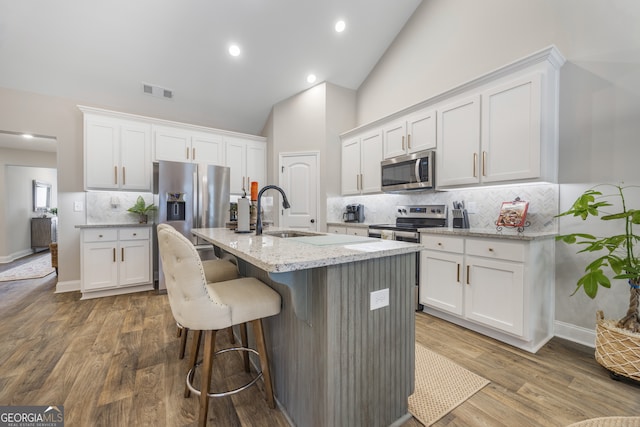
[355,0,640,336]
[0,147,57,261]
[268,82,356,229]
[0,87,85,285]
[4,165,57,260]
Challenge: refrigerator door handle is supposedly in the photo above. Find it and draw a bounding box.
[193,168,199,229]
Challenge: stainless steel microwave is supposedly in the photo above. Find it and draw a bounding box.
[381,149,435,192]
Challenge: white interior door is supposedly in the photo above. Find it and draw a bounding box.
[279,152,318,231]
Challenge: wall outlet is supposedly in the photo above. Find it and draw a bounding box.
[370,288,389,311]
[74,201,84,212]
[467,201,478,214]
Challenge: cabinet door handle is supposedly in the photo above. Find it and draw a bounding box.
[186,147,189,160]
[482,151,487,177]
[113,248,116,262]
[407,134,411,149]
[401,135,405,151]
[473,153,478,178]
[466,265,470,285]
[192,147,196,160]
[114,166,118,185]
[121,248,124,262]
[457,263,460,282]
[122,166,126,185]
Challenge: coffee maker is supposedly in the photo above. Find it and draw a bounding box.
[343,204,365,223]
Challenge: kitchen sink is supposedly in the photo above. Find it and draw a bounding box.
[264,230,322,238]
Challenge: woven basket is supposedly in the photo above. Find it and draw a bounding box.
[49,243,58,272]
[594,310,640,381]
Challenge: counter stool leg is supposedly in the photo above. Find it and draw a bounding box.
[179,327,189,359]
[240,323,250,372]
[253,319,275,408]
[199,330,217,427]
[227,326,235,344]
[185,329,202,398]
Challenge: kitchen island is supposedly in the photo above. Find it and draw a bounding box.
[192,227,423,427]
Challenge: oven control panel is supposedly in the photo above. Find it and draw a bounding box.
[396,205,447,220]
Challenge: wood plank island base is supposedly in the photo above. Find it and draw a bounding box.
[192,227,423,427]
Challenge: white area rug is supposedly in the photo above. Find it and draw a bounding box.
[0,254,55,282]
[409,343,490,426]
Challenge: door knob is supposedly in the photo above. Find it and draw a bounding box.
[310,219,315,223]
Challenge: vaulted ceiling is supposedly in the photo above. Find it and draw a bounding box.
[0,0,422,139]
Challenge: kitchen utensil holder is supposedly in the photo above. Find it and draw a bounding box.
[452,209,469,229]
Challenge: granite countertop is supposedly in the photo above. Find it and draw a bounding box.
[418,227,557,241]
[191,227,423,273]
[75,223,154,229]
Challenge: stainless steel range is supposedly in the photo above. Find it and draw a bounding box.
[368,205,448,310]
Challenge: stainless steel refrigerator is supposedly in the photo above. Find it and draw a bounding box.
[154,160,230,291]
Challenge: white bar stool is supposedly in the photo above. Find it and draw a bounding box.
[158,223,240,359]
[158,225,281,427]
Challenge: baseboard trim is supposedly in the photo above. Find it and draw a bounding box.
[55,279,81,293]
[554,320,595,348]
[0,249,36,264]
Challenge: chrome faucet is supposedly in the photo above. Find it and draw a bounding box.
[255,185,291,235]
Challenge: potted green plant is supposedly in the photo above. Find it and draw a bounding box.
[556,183,640,381]
[127,196,157,224]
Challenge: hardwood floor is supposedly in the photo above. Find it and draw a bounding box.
[1,257,639,426]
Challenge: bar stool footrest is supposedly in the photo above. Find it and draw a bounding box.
[186,347,264,398]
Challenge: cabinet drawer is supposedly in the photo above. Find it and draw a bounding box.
[466,238,524,262]
[119,228,150,241]
[83,229,118,242]
[346,227,368,237]
[327,226,346,234]
[421,234,463,253]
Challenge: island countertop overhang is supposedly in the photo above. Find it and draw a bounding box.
[191,227,424,273]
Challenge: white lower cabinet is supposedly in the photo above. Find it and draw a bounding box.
[327,225,368,236]
[419,233,554,353]
[81,227,153,299]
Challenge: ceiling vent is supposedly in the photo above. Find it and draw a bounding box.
[142,83,173,100]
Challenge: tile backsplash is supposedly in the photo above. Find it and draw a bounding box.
[327,183,559,234]
[86,191,156,224]
[86,183,559,235]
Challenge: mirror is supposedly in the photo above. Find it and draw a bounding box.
[33,180,52,212]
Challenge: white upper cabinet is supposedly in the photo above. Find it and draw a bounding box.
[383,108,436,159]
[481,73,541,183]
[153,125,224,165]
[436,95,481,187]
[84,115,151,191]
[342,46,564,191]
[341,128,383,195]
[437,73,544,188]
[81,106,266,194]
[225,136,267,195]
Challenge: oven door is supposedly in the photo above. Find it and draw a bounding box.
[381,149,434,192]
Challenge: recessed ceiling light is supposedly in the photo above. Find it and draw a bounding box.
[228,45,241,57]
[307,74,317,84]
[335,20,346,33]
[22,134,34,139]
